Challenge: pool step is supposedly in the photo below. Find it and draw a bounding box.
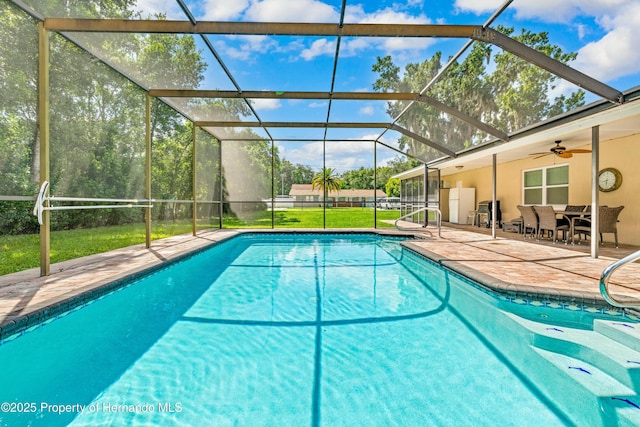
[505,313,640,391]
[594,320,640,353]
[501,313,640,425]
[532,348,640,427]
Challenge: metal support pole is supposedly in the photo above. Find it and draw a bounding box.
[145,94,152,248]
[219,140,223,229]
[38,22,50,276]
[271,139,275,229]
[373,141,377,228]
[492,154,497,239]
[322,140,326,228]
[192,124,197,236]
[423,164,428,226]
[591,126,600,258]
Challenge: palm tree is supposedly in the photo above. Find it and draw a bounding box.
[311,168,342,205]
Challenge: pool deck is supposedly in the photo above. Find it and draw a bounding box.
[1,225,639,339]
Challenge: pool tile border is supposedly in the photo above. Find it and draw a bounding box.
[1,228,636,344]
[0,230,414,343]
[0,234,237,342]
[400,242,636,320]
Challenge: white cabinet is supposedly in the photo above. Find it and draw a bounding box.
[449,188,475,224]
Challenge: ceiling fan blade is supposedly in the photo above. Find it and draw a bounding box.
[557,152,573,158]
[565,149,591,154]
[532,153,551,159]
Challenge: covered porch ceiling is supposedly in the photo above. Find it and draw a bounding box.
[11,0,640,170]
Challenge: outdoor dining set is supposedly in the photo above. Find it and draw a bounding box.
[503,205,626,248]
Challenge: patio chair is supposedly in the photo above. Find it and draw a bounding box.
[534,205,569,243]
[574,205,625,248]
[569,205,591,243]
[516,205,538,239]
[559,204,586,227]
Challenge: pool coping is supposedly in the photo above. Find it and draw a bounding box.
[401,242,610,308]
[0,229,415,341]
[1,227,638,341]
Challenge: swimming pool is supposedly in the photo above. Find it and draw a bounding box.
[1,233,639,426]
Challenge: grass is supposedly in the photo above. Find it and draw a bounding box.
[0,208,400,276]
[220,207,400,228]
[0,221,194,276]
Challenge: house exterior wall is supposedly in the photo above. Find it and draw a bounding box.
[437,134,639,245]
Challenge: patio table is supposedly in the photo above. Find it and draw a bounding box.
[555,210,592,244]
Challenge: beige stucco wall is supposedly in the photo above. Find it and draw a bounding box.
[441,133,640,246]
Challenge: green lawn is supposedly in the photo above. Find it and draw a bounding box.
[0,221,194,276]
[219,207,399,228]
[0,208,400,276]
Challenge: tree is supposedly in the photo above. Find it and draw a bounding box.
[385,178,401,198]
[311,167,343,194]
[372,27,585,158]
[341,167,374,190]
[277,159,314,195]
[386,156,421,173]
[0,1,39,193]
[487,26,584,132]
[373,53,446,159]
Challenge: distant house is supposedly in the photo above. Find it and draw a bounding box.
[289,184,386,207]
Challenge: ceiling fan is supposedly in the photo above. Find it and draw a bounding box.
[530,140,592,159]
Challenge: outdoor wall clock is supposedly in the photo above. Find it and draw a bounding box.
[598,167,622,192]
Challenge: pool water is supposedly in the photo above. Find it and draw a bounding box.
[0,233,634,426]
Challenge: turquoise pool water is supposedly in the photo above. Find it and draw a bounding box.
[0,233,635,426]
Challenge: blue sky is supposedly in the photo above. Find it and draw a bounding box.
[135,0,640,172]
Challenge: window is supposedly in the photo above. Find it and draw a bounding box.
[523,165,568,205]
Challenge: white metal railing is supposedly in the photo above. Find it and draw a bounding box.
[33,181,153,225]
[394,207,441,238]
[599,249,640,308]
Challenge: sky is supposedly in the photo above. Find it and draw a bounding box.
[132,0,640,173]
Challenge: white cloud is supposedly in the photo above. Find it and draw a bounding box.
[326,139,376,172]
[281,136,382,173]
[344,5,431,24]
[572,2,640,81]
[300,25,434,60]
[359,105,375,116]
[455,0,640,85]
[244,0,338,22]
[250,98,282,110]
[380,37,434,52]
[453,0,503,15]
[454,0,627,24]
[455,0,599,21]
[309,101,328,108]
[200,1,437,62]
[347,5,435,52]
[283,141,324,168]
[301,39,336,61]
[216,42,251,61]
[214,35,277,61]
[201,0,250,20]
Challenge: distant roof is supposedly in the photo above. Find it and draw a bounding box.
[290,184,385,198]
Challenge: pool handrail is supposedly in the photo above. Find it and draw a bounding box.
[599,249,640,308]
[394,207,441,238]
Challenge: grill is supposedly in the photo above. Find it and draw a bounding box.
[476,200,501,228]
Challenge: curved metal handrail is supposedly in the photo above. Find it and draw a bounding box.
[394,207,441,238]
[33,181,153,225]
[599,249,640,308]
